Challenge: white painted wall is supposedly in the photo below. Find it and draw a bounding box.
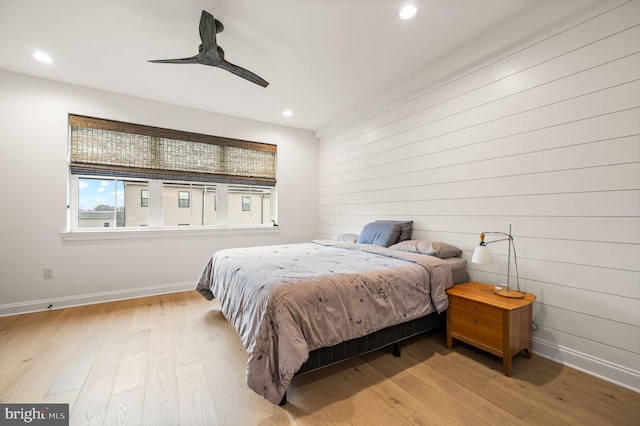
[316,1,639,391]
[0,71,319,314]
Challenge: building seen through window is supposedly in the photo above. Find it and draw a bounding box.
[76,177,271,229]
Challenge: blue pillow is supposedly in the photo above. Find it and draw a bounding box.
[357,222,402,247]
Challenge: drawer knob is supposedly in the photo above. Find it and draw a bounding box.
[472,306,477,310]
[473,320,477,325]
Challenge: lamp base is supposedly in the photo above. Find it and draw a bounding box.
[494,288,525,298]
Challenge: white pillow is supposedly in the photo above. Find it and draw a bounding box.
[333,233,359,243]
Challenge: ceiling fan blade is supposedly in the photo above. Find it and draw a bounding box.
[199,10,222,52]
[224,62,269,87]
[148,57,198,64]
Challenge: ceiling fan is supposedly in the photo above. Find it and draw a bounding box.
[148,10,269,87]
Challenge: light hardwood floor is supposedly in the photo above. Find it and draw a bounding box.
[1,291,638,425]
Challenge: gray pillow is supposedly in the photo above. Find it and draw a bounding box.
[388,240,462,258]
[357,222,402,247]
[375,220,413,242]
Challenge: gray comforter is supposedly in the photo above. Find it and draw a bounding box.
[195,239,453,404]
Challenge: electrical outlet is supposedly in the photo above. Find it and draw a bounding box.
[43,267,54,279]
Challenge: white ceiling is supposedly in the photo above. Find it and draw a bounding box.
[0,0,606,132]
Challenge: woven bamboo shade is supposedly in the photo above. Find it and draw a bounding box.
[69,114,277,186]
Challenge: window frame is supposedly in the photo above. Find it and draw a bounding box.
[141,189,149,207]
[72,176,133,230]
[67,174,277,237]
[66,115,278,240]
[241,196,251,212]
[178,191,191,208]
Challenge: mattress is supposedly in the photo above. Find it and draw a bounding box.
[444,257,468,284]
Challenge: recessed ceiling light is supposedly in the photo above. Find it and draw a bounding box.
[31,51,54,64]
[399,5,417,20]
[282,110,292,117]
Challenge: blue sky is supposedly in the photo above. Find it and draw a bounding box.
[78,178,124,211]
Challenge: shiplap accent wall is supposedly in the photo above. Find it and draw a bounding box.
[317,1,639,391]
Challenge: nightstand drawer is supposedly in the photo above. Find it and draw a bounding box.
[450,296,503,323]
[449,309,503,351]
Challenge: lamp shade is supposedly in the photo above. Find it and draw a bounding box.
[472,244,492,264]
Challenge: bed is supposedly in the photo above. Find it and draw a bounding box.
[196,235,466,405]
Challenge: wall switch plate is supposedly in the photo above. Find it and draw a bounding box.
[43,267,54,279]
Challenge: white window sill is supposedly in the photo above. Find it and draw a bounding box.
[61,225,280,242]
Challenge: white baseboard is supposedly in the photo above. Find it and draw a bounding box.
[533,337,640,394]
[0,281,195,317]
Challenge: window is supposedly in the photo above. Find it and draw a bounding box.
[77,178,149,228]
[72,177,272,229]
[228,186,271,225]
[141,189,149,207]
[178,191,190,208]
[77,177,127,228]
[162,183,217,226]
[68,113,276,231]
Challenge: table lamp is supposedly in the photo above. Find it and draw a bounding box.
[472,224,524,298]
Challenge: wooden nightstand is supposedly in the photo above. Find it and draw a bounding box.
[446,281,536,376]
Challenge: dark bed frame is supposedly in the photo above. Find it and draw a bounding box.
[279,310,445,405]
